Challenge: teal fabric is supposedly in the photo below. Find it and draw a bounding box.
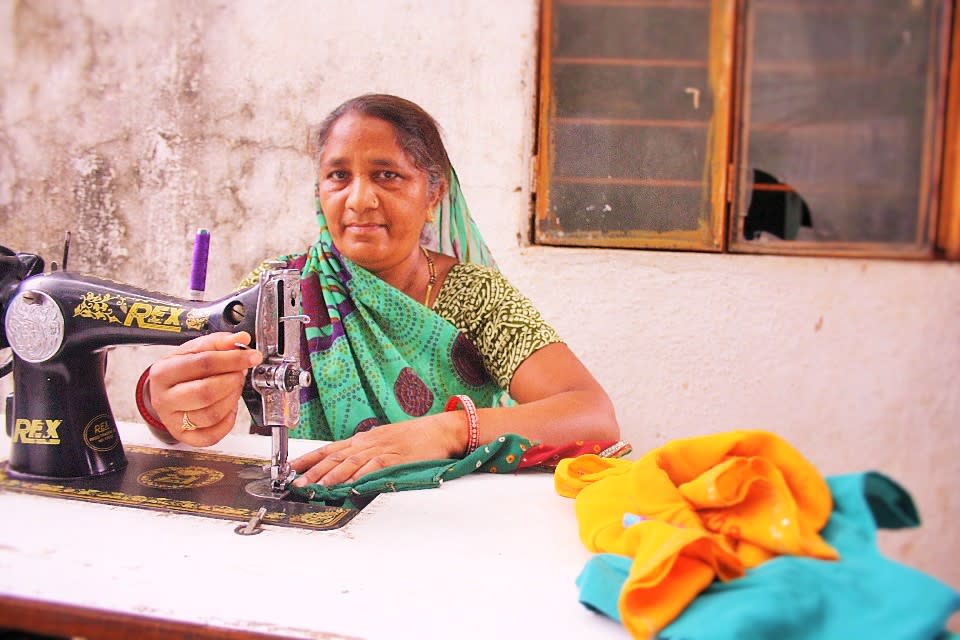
[428,167,497,267]
[287,434,534,501]
[576,553,629,621]
[293,168,502,442]
[576,472,960,639]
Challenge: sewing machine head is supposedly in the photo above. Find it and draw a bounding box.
[0,245,309,485]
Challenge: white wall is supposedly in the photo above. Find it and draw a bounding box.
[1,0,957,617]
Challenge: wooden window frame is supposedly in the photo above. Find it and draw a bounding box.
[535,0,734,252]
[938,1,960,260]
[534,0,959,261]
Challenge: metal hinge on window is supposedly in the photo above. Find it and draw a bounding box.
[530,155,538,194]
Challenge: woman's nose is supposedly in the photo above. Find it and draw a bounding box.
[346,177,376,211]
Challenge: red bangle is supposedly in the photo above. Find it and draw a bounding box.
[445,394,479,456]
[135,367,176,442]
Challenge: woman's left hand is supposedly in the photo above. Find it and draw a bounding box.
[289,413,465,487]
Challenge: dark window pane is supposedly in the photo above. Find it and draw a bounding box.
[554,4,710,61]
[554,123,707,182]
[547,183,705,235]
[738,0,945,246]
[553,64,711,121]
[543,2,716,243]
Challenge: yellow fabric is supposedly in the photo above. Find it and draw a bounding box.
[555,430,839,639]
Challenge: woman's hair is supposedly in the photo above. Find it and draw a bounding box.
[310,94,451,199]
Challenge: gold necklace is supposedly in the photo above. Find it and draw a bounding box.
[421,246,436,307]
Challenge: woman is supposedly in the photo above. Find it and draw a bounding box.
[142,94,620,488]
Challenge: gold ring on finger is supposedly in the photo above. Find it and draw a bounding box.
[182,411,200,431]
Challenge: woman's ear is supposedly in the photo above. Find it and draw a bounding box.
[428,178,448,212]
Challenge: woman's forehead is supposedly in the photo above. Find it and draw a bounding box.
[320,114,408,163]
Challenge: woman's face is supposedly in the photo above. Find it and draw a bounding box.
[316,113,439,274]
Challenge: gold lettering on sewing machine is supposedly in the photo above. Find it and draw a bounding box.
[11,419,62,445]
[122,302,184,333]
[82,414,119,452]
[138,466,224,490]
[74,292,189,333]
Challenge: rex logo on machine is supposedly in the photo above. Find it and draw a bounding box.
[11,419,62,445]
[73,292,185,333]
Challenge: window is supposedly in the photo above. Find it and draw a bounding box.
[535,0,958,260]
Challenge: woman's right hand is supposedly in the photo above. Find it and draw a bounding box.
[148,331,263,447]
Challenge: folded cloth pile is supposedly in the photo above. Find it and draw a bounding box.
[555,430,960,639]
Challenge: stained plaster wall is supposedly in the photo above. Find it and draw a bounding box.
[1,0,958,614]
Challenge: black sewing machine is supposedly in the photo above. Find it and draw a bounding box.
[0,243,309,494]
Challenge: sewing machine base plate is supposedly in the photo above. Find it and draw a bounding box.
[0,445,374,532]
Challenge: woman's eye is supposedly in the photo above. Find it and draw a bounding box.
[377,170,399,181]
[327,170,348,180]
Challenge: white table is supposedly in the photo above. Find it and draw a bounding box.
[0,420,627,639]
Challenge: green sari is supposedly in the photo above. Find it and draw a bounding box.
[291,169,504,442]
[276,170,545,499]
[278,170,628,500]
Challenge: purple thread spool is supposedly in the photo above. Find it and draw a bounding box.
[189,228,210,300]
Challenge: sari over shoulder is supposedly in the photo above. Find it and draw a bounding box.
[290,169,517,441]
[241,169,629,489]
